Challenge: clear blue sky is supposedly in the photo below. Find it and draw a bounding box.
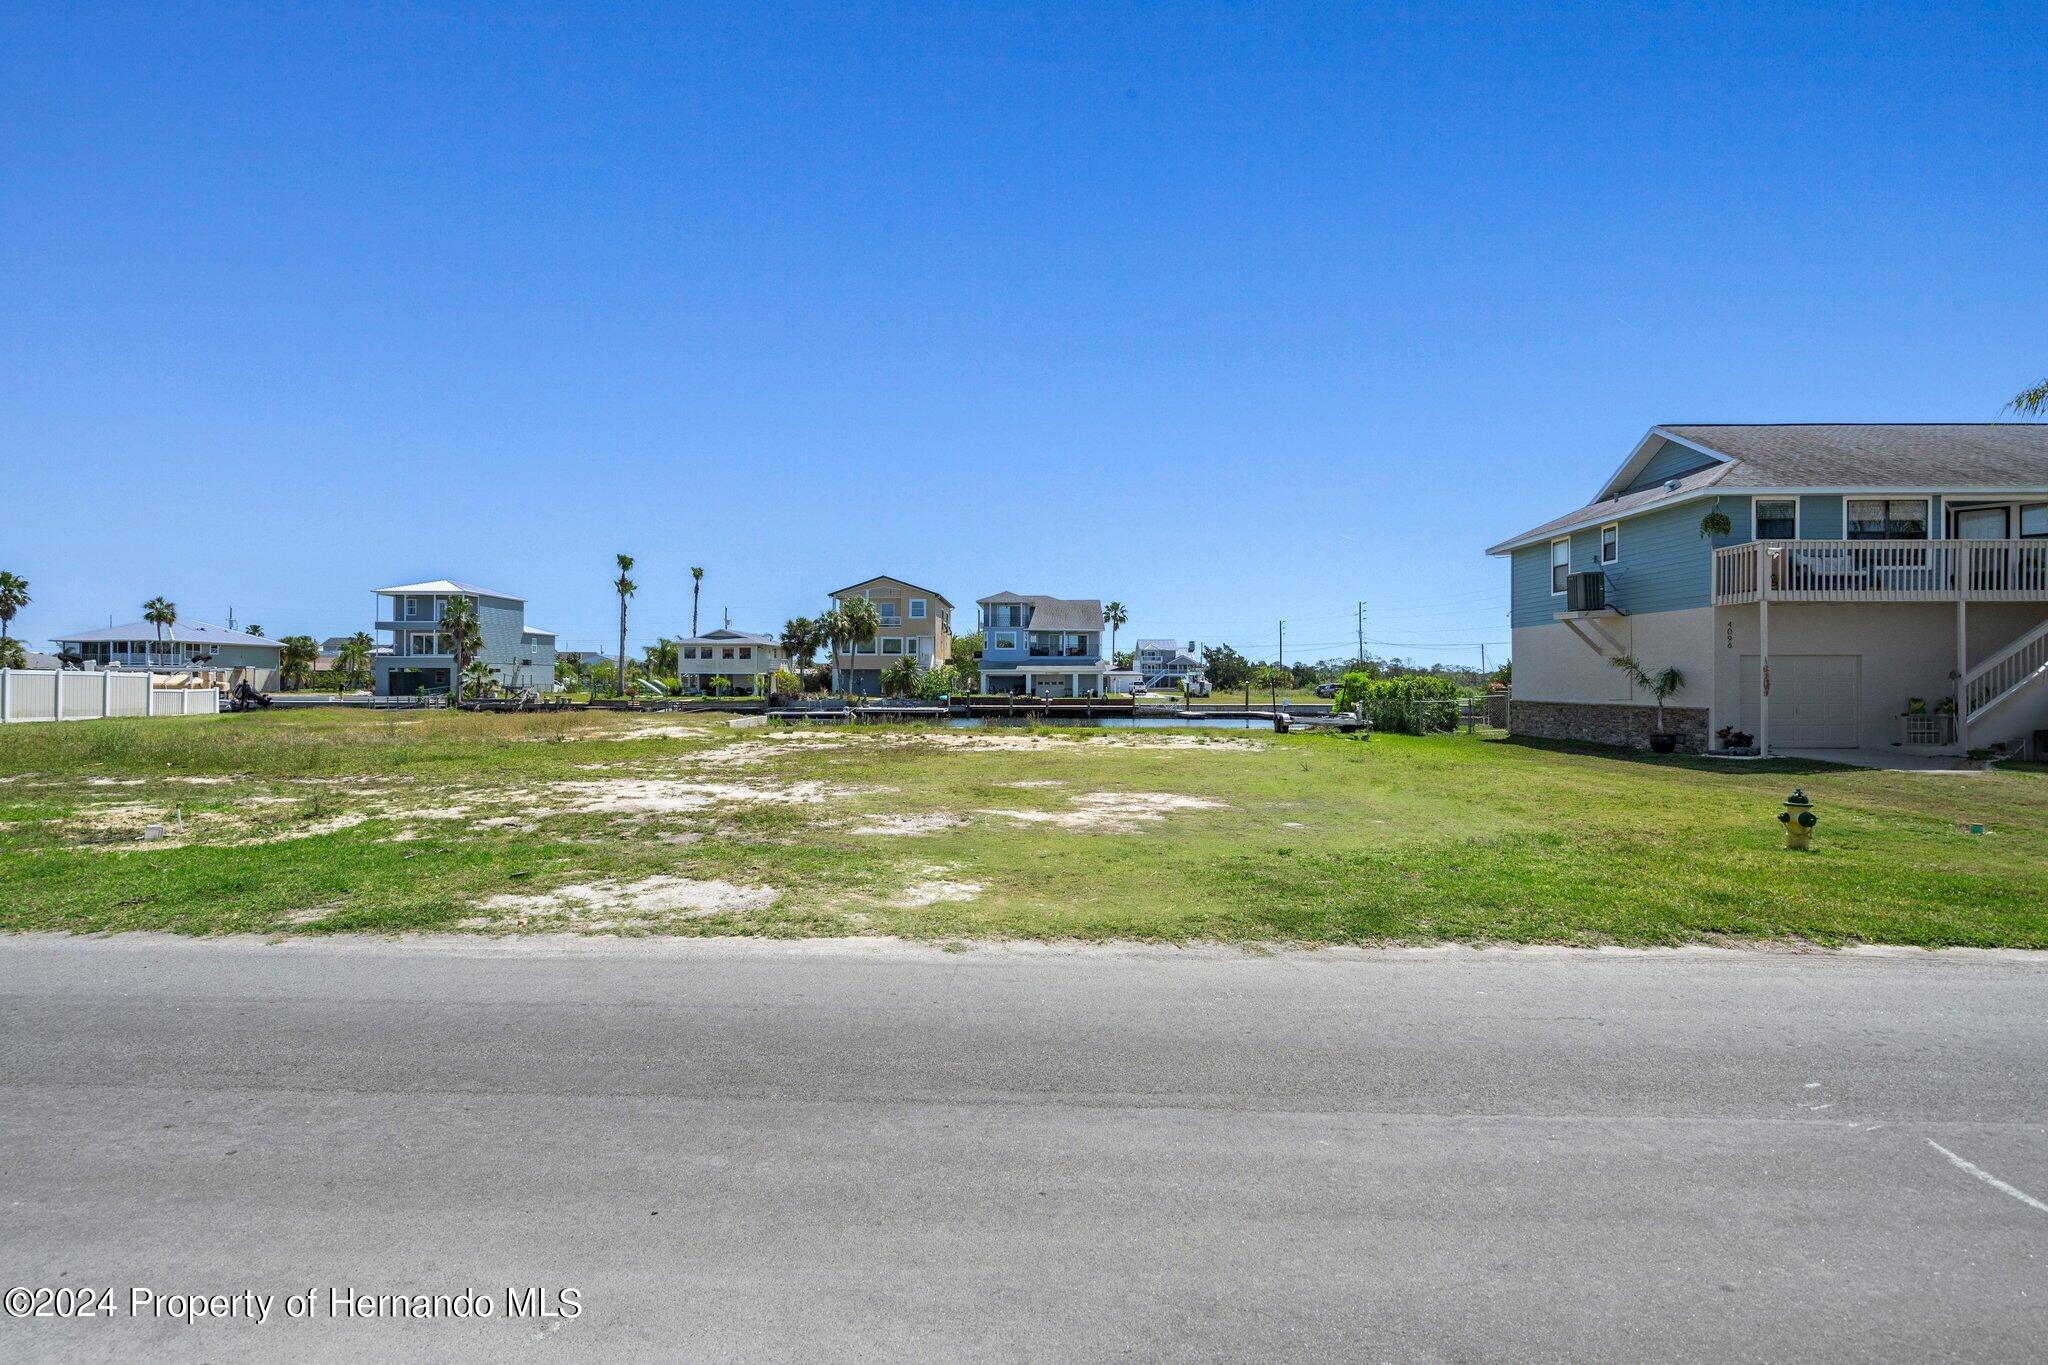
[4,3,2042,667]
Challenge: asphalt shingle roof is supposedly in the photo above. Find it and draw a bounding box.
[1489,424,2048,554]
[976,593,1104,632]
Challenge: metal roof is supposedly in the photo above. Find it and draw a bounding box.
[680,630,778,647]
[51,620,286,650]
[373,579,521,600]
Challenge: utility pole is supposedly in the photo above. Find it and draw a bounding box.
[1357,601,1365,669]
[1278,620,1284,669]
[1480,642,1488,675]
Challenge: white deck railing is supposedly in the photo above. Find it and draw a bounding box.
[1713,540,2048,604]
[1965,618,2048,723]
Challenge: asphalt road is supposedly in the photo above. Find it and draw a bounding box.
[2,936,2044,1362]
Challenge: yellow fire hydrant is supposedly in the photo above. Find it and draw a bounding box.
[1778,789,1818,850]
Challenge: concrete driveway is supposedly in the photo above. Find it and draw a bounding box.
[1,935,2043,1362]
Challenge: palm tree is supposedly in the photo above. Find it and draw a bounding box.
[0,571,29,650]
[1104,601,1128,661]
[2015,376,2048,416]
[644,636,679,679]
[826,597,880,693]
[243,624,263,637]
[278,635,319,691]
[690,566,705,636]
[613,554,637,698]
[142,596,177,663]
[781,616,818,672]
[439,594,482,704]
[335,632,373,692]
[0,638,24,670]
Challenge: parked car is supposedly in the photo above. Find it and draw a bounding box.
[1314,682,1339,698]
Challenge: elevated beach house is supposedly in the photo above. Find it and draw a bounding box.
[827,576,953,696]
[1133,639,1206,690]
[372,579,555,696]
[51,619,285,691]
[976,593,1110,698]
[1487,424,2048,757]
[679,629,788,695]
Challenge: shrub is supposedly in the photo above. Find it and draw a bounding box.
[1332,672,1463,734]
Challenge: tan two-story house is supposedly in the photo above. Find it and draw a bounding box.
[828,576,953,696]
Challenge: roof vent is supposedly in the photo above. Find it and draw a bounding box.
[1664,478,1681,491]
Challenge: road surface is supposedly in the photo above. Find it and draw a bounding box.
[2,935,2044,1361]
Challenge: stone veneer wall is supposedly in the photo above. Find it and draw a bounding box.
[1509,700,1710,754]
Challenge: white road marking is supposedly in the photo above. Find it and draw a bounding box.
[1927,1140,2048,1215]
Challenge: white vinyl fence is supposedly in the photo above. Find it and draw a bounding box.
[0,670,220,724]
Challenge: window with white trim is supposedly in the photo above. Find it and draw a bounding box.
[908,599,926,619]
[881,637,904,655]
[1550,539,1570,594]
[1599,523,1618,564]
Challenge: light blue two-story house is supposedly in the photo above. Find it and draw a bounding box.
[372,579,555,696]
[1488,425,2048,757]
[976,592,1109,698]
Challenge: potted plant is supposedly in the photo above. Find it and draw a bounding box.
[1699,501,1733,539]
[1611,655,1687,753]
[1906,697,1927,715]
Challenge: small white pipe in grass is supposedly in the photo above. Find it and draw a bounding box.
[1927,1140,2048,1215]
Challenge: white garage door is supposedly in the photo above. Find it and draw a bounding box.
[1740,654,1859,748]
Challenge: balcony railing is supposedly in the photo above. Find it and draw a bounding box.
[1712,540,2048,605]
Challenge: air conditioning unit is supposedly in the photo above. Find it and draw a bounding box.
[1566,570,1608,613]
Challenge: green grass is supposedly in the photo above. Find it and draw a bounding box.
[2,708,2045,948]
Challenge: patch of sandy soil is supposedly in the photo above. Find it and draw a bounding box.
[895,876,983,908]
[540,778,840,815]
[997,779,1066,788]
[977,791,1228,832]
[472,875,782,927]
[847,813,967,836]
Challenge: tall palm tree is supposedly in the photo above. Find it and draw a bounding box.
[0,571,29,649]
[2015,376,2048,416]
[142,596,177,663]
[781,616,818,672]
[439,594,481,704]
[1104,601,1128,661]
[826,597,880,694]
[690,565,705,636]
[613,554,637,697]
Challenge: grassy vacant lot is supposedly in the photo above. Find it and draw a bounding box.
[2,708,2045,948]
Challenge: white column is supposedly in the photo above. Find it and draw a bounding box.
[54,669,66,721]
[0,670,10,724]
[1956,599,1969,754]
[102,670,114,719]
[1757,598,1771,756]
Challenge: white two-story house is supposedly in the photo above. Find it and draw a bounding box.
[679,630,788,695]
[1489,425,2048,757]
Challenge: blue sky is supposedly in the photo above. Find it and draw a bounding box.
[3,3,2042,666]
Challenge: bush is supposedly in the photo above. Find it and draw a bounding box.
[1331,672,1463,734]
